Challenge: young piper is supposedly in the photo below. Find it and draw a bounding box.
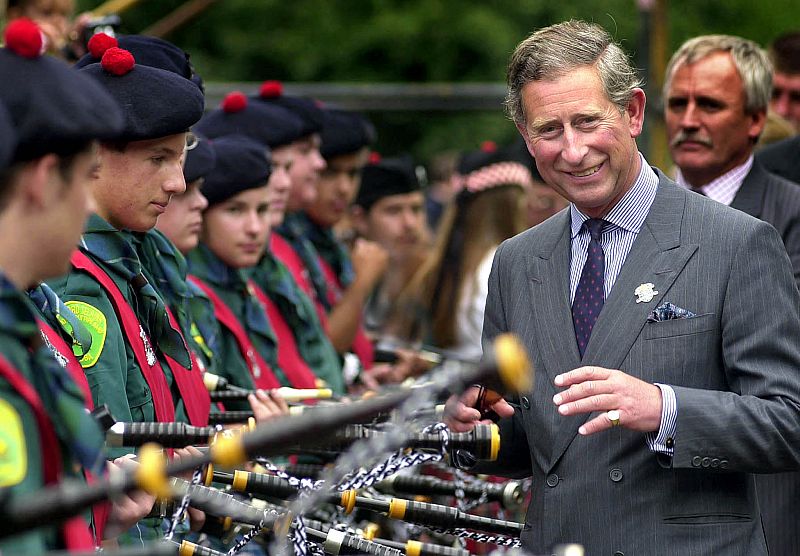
[0,19,152,551]
[45,46,205,430]
[278,108,387,384]
[157,134,289,419]
[186,135,293,400]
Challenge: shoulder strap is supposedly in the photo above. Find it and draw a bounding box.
[70,251,175,422]
[187,276,280,389]
[37,321,93,409]
[248,280,317,389]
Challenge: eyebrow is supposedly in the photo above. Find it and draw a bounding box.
[149,146,182,157]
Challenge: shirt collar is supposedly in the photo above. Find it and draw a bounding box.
[675,155,753,201]
[570,153,659,238]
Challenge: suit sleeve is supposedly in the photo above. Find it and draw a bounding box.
[471,241,533,478]
[671,220,800,472]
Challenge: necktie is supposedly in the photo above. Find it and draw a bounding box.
[573,218,607,357]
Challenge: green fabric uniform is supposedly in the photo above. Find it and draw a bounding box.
[253,251,345,395]
[135,229,221,375]
[0,273,105,552]
[187,243,289,400]
[46,214,193,433]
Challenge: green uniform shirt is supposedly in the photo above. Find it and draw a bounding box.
[46,215,192,433]
[135,229,220,375]
[187,243,289,402]
[253,252,345,394]
[0,272,104,552]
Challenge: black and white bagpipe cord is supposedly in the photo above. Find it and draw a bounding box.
[164,465,205,541]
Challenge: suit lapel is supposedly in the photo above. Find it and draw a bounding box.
[730,163,766,218]
[547,175,699,469]
[526,211,581,384]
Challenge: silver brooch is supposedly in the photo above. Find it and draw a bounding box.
[139,325,157,367]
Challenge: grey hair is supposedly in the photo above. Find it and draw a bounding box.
[663,35,772,114]
[505,20,643,125]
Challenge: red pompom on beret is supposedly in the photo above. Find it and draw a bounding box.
[221,91,248,113]
[259,80,283,98]
[87,32,119,59]
[4,18,44,59]
[101,47,135,76]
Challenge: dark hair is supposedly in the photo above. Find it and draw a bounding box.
[769,31,800,74]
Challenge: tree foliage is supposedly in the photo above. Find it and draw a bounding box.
[76,0,800,162]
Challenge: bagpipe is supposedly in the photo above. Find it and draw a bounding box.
[3,333,553,555]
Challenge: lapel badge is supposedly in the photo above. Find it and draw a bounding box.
[634,283,658,304]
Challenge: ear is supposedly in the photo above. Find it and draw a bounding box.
[626,88,647,138]
[20,154,60,210]
[748,108,767,142]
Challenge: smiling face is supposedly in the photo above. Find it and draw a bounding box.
[201,185,271,269]
[155,178,208,254]
[666,51,766,186]
[517,65,645,218]
[93,133,187,232]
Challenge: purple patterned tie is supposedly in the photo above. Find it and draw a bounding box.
[573,218,607,357]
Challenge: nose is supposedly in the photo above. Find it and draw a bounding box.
[192,187,208,211]
[560,126,589,166]
[312,150,326,172]
[165,164,187,195]
[244,210,263,235]
[772,91,790,118]
[679,101,700,130]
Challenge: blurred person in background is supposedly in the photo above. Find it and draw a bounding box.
[768,30,800,132]
[399,143,532,360]
[351,154,429,340]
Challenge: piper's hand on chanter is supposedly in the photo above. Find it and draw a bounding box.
[443,385,515,433]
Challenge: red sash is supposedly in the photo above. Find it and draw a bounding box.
[248,279,317,389]
[37,321,93,409]
[36,321,111,544]
[317,257,375,369]
[163,307,210,426]
[70,251,175,423]
[270,234,331,330]
[187,276,280,389]
[0,354,95,550]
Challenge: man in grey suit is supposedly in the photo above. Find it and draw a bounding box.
[445,21,800,555]
[664,35,800,555]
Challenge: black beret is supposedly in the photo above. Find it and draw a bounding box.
[0,101,17,170]
[184,133,216,184]
[319,108,376,159]
[252,81,324,136]
[201,135,272,207]
[355,155,421,210]
[195,92,305,149]
[80,47,204,142]
[0,19,124,161]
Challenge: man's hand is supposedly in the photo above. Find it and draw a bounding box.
[103,456,156,541]
[248,389,290,422]
[173,447,206,532]
[443,386,515,433]
[552,366,663,435]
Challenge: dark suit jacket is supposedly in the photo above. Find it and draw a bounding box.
[730,160,800,556]
[481,174,800,555]
[756,135,800,184]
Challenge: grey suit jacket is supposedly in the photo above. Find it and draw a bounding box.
[482,174,800,555]
[732,159,800,287]
[730,161,800,556]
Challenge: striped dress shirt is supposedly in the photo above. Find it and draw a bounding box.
[675,155,754,205]
[568,154,676,456]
